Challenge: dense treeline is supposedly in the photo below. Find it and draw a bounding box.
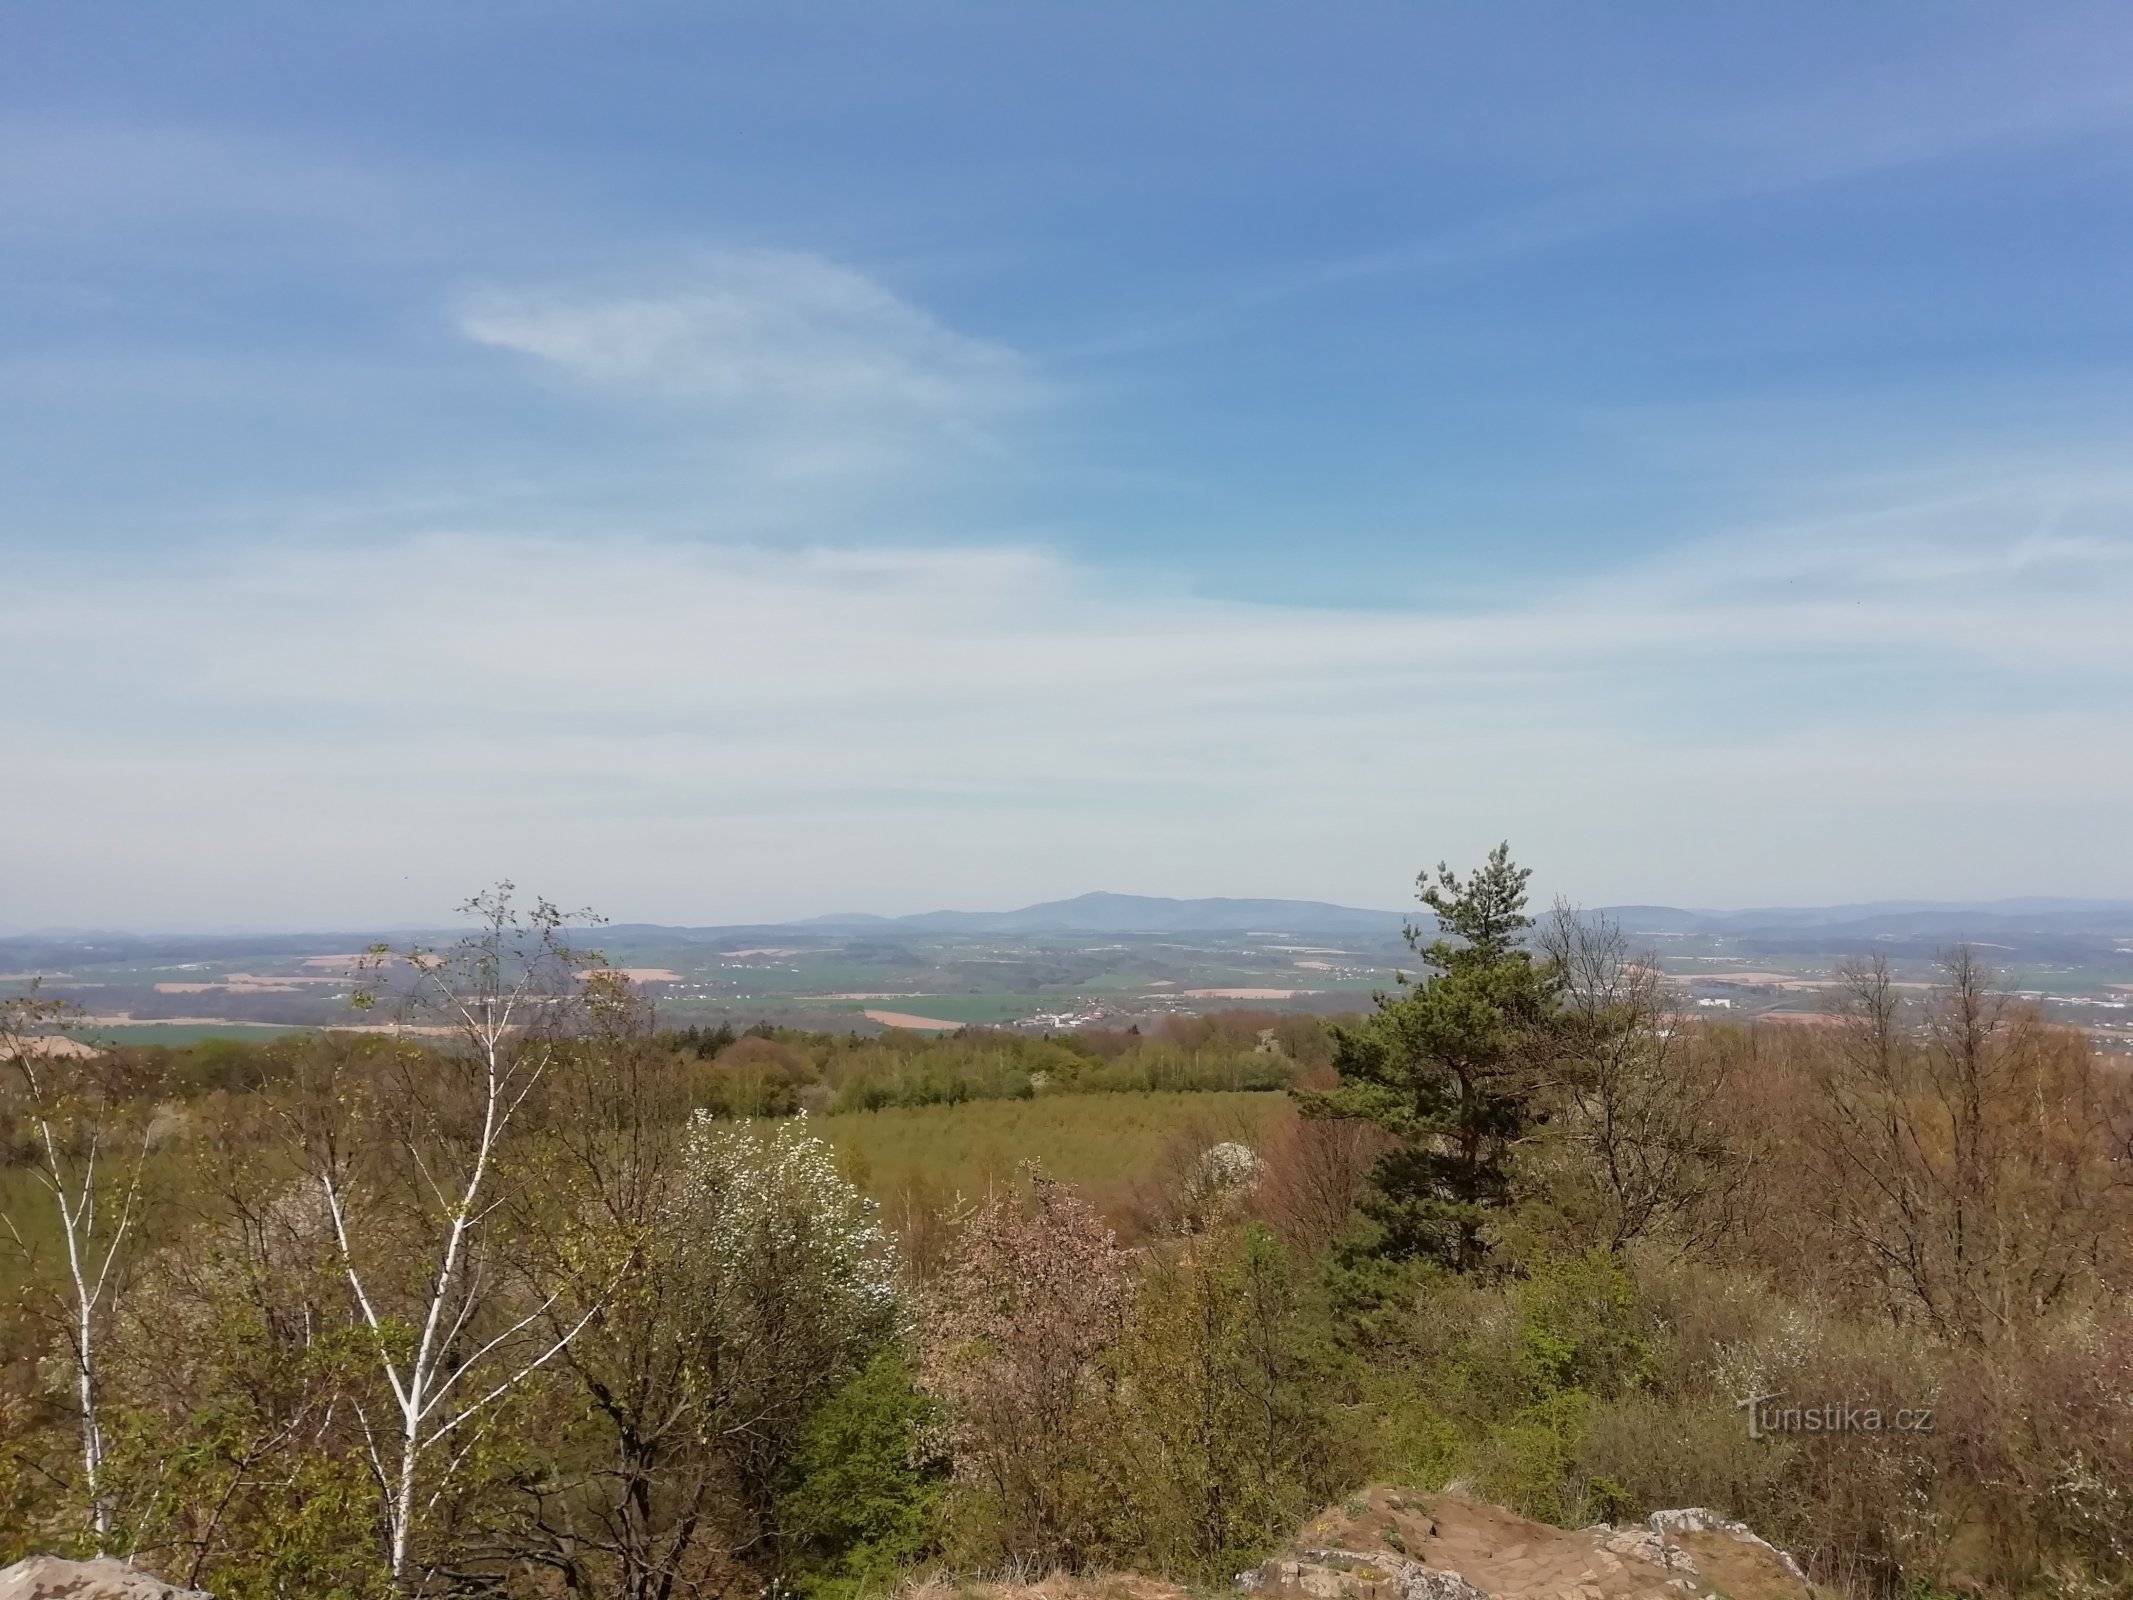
[659,1012,1329,1116]
[5,859,2133,1598]
[0,1006,1325,1134]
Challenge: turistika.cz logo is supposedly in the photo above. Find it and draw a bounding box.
[1736,1391,1935,1440]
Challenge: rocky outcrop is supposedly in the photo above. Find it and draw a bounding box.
[1238,1487,1815,1600]
[1240,1549,1489,1600]
[805,1486,1817,1600]
[0,1557,214,1599]
[1643,1509,1808,1586]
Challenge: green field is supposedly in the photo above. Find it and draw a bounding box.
[863,992,1065,1024]
[822,1089,1288,1202]
[83,1023,313,1047]
[4,1091,1291,1296]
[787,992,1068,1026]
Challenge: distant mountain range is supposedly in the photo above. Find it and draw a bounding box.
[794,891,1410,935]
[9,896,2133,952]
[1602,899,2133,940]
[785,892,2133,940]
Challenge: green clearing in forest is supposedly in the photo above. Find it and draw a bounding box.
[81,1023,312,1047]
[822,1089,1288,1204]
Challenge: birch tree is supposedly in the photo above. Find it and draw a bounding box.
[293,885,614,1588]
[0,987,151,1552]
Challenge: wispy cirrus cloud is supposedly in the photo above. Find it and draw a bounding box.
[459,252,1035,422]
[454,252,1042,492]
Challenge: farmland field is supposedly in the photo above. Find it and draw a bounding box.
[826,991,1064,1025]
[822,1089,1287,1206]
[78,1022,311,1047]
[9,903,2133,1046]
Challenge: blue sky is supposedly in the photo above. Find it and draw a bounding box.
[5,3,2132,927]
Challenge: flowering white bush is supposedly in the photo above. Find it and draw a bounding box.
[1194,1139,1263,1194]
[674,1110,900,1359]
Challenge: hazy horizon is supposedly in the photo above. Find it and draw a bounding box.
[9,887,2133,942]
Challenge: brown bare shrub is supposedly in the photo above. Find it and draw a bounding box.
[920,1173,1134,1571]
[1249,1107,1391,1260]
[1800,951,2130,1345]
[1937,1307,2133,1595]
[1531,906,1744,1255]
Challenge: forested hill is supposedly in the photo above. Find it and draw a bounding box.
[794,891,1411,934]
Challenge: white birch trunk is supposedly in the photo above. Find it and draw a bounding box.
[317,894,607,1588]
[1,1015,142,1557]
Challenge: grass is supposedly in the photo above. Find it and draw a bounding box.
[856,993,1063,1024]
[823,1090,1287,1205]
[0,1167,61,1298]
[83,1023,312,1047]
[778,993,1069,1026]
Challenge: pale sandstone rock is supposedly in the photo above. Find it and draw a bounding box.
[1236,1487,1814,1600]
[1645,1509,1809,1586]
[0,1557,214,1600]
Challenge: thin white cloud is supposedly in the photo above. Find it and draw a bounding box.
[459,253,1034,421]
[5,469,2131,926]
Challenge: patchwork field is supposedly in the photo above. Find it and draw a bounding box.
[7,905,2132,1046]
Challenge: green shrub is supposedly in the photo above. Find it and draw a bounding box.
[1104,1225,1340,1579]
[1510,1249,1654,1403]
[1475,1388,1594,1526]
[778,1347,946,1600]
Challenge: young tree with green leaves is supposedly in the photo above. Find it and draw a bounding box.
[295,885,617,1588]
[0,987,154,1553]
[1106,1222,1332,1579]
[1301,844,1560,1272]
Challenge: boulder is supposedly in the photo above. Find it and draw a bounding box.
[1239,1487,1816,1600]
[0,1557,214,1600]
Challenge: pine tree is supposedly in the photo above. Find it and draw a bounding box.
[1302,844,1559,1272]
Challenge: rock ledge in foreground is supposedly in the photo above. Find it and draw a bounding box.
[0,1556,214,1600]
[1239,1487,1814,1600]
